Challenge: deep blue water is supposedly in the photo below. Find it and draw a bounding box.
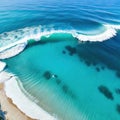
[1,0,120,120]
[0,0,120,33]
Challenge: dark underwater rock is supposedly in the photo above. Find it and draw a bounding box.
[69,91,76,99]
[43,71,52,80]
[101,66,105,70]
[65,45,76,56]
[93,62,97,66]
[98,85,114,100]
[62,85,68,93]
[76,41,120,76]
[116,104,120,114]
[56,79,61,85]
[85,61,91,66]
[96,67,100,72]
[54,74,58,78]
[62,50,66,54]
[116,72,120,78]
[115,88,120,95]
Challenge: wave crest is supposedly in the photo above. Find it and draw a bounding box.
[0,24,120,59]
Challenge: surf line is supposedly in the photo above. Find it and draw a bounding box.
[0,24,119,59]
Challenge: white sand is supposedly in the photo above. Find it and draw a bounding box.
[4,77,57,120]
[0,83,32,120]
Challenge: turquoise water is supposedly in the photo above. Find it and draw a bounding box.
[1,0,120,119]
[4,34,120,120]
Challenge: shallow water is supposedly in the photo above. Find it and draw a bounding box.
[4,36,120,120]
[1,0,120,119]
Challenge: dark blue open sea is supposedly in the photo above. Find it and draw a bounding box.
[0,0,120,120]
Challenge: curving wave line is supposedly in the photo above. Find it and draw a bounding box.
[74,24,117,42]
[0,24,120,59]
[0,43,27,59]
[0,61,6,72]
[4,76,57,120]
[0,24,120,119]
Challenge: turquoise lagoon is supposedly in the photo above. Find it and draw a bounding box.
[0,0,120,119]
[3,33,120,120]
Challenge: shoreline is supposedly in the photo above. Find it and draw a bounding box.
[4,77,57,120]
[0,71,57,120]
[0,83,32,120]
[0,23,119,120]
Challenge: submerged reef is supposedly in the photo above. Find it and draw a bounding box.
[62,85,69,93]
[96,67,100,72]
[43,71,52,80]
[56,79,61,85]
[98,85,114,100]
[65,45,76,56]
[115,88,120,95]
[101,66,105,70]
[116,104,120,114]
[76,38,120,79]
[85,61,92,66]
[62,50,66,54]
[62,84,76,99]
[116,72,120,78]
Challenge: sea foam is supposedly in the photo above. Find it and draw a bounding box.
[0,24,119,60]
[0,61,6,72]
[0,43,27,59]
[4,76,57,120]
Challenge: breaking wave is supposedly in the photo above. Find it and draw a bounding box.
[0,24,120,59]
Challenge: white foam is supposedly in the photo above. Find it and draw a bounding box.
[0,71,13,83]
[0,24,118,46]
[0,43,27,59]
[107,24,120,30]
[0,61,6,72]
[74,25,117,42]
[0,26,41,49]
[4,76,57,120]
[0,24,120,59]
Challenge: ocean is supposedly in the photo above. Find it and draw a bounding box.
[0,0,120,120]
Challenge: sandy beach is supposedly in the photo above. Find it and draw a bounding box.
[0,83,32,120]
[0,70,32,120]
[0,71,56,120]
[0,61,56,120]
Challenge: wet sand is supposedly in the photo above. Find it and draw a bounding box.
[0,83,32,120]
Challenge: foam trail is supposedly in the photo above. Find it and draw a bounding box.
[4,76,57,120]
[0,43,27,59]
[108,24,120,29]
[0,61,6,72]
[0,24,119,59]
[0,24,118,47]
[74,25,117,41]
